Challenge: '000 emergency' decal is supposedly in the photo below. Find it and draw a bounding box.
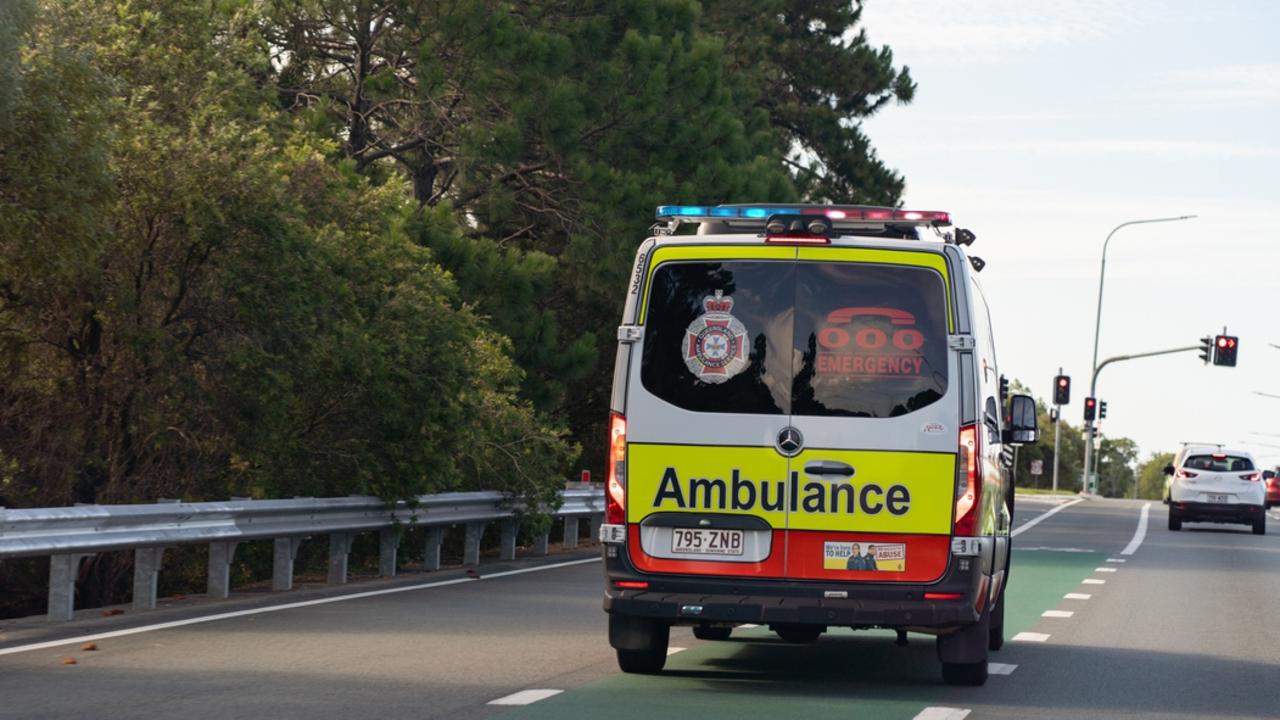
[626,444,956,535]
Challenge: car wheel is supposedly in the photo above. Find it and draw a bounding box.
[1253,515,1266,536]
[773,625,822,643]
[941,659,990,686]
[693,625,733,641]
[1168,510,1182,531]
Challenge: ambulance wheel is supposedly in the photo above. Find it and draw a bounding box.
[988,590,1006,651]
[941,659,989,686]
[693,625,732,641]
[937,601,990,686]
[1168,510,1182,531]
[773,625,822,643]
[611,615,669,674]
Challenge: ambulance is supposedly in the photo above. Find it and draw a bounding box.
[598,204,1039,686]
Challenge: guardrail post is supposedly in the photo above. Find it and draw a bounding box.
[132,547,165,610]
[272,537,303,591]
[423,526,444,571]
[588,514,603,543]
[378,528,400,577]
[499,520,518,561]
[207,542,239,599]
[563,516,580,549]
[463,522,483,566]
[47,553,90,622]
[533,529,550,556]
[328,533,352,584]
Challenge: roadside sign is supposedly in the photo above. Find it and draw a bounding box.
[1030,459,1044,476]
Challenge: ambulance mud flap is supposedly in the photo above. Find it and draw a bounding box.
[935,602,990,664]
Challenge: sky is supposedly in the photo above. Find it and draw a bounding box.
[858,0,1280,469]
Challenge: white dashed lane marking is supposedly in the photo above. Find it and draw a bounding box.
[1064,593,1092,600]
[488,689,564,706]
[1095,567,1118,573]
[667,647,686,656]
[1106,558,1126,563]
[1012,632,1051,642]
[914,707,972,720]
[988,663,1018,675]
[1042,610,1074,618]
[1083,578,1107,585]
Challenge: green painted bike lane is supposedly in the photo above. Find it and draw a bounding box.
[495,549,1102,720]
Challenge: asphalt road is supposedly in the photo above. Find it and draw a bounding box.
[2,495,1278,720]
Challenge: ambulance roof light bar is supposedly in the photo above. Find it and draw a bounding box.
[655,204,952,227]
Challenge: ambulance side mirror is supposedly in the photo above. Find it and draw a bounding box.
[1004,394,1038,446]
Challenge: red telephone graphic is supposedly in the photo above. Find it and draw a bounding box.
[825,307,916,325]
[819,306,923,351]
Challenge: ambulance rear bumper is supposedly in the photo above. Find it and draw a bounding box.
[603,547,987,629]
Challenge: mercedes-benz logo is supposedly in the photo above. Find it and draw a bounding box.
[776,426,804,457]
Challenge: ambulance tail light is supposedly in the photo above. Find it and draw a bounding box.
[954,424,981,536]
[606,412,627,524]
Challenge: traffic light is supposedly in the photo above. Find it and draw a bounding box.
[1099,400,1108,420]
[1213,335,1239,366]
[1053,374,1071,405]
[999,375,1010,404]
[1084,396,1097,422]
[1199,336,1212,364]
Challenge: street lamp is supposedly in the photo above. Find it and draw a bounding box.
[1083,215,1196,494]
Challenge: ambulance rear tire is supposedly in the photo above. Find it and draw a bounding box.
[773,625,822,644]
[693,625,733,641]
[610,615,669,674]
[988,590,1006,651]
[941,659,989,686]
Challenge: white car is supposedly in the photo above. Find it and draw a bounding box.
[1165,445,1266,534]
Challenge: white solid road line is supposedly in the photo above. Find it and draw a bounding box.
[914,707,972,720]
[1082,578,1106,585]
[1064,593,1092,600]
[1012,632,1051,642]
[667,647,687,656]
[1011,498,1084,538]
[988,663,1018,675]
[1121,502,1151,556]
[0,556,603,658]
[1042,610,1074,618]
[487,689,564,706]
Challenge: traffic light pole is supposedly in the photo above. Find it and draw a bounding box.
[1082,344,1199,493]
[1084,215,1197,495]
[1052,366,1062,493]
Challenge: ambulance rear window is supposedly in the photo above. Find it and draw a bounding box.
[640,259,949,418]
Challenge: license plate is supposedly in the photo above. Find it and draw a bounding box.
[671,528,744,556]
[1207,493,1230,504]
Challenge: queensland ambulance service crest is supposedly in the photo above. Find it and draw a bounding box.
[684,291,749,383]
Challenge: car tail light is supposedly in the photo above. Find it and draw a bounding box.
[606,412,627,524]
[1175,469,1198,479]
[1240,472,1260,481]
[954,424,981,536]
[924,592,962,601]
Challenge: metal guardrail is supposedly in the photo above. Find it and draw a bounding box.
[0,488,604,622]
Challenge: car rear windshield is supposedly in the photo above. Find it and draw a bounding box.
[1184,455,1255,472]
[640,259,949,418]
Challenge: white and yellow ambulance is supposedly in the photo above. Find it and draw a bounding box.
[599,204,1038,686]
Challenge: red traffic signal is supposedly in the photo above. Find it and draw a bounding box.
[1053,374,1071,405]
[1083,396,1097,422]
[1213,335,1239,367]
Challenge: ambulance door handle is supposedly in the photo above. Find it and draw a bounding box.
[803,461,855,479]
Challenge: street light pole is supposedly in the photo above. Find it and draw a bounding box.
[1083,215,1196,494]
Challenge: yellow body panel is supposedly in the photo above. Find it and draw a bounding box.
[627,443,956,535]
